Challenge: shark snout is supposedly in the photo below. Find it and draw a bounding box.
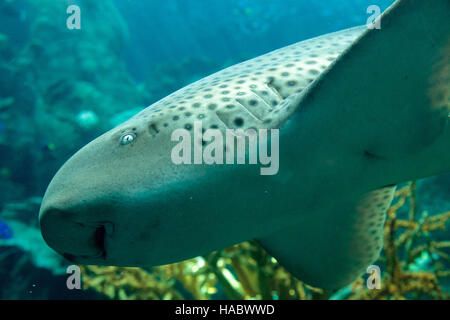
[39,204,109,263]
[38,136,120,264]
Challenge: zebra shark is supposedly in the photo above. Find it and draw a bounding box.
[39,0,450,289]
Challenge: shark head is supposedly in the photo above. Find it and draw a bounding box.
[39,105,284,267]
[38,122,170,266]
[39,0,450,289]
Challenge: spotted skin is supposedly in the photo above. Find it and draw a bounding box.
[130,27,365,134]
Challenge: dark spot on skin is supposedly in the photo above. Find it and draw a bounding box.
[185,124,193,130]
[364,150,385,160]
[149,123,159,135]
[249,100,258,106]
[234,117,244,127]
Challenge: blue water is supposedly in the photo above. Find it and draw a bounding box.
[113,0,394,81]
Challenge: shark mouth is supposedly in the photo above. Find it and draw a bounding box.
[63,224,107,262]
[40,207,112,263]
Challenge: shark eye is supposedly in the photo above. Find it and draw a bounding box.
[119,133,136,145]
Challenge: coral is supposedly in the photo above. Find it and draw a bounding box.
[81,182,449,300]
[347,182,450,299]
[82,244,325,300]
[0,0,152,199]
[82,257,219,300]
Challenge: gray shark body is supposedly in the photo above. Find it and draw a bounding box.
[39,0,450,289]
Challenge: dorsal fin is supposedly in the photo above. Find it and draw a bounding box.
[276,0,450,191]
[295,0,449,157]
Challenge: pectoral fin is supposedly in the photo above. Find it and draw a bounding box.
[257,186,396,289]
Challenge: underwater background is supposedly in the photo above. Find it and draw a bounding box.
[0,0,449,300]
